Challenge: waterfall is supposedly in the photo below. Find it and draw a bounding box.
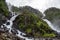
[42,13,60,33]
[0,1,34,40]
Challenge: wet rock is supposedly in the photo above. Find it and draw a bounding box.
[7,12,12,20]
[20,33,26,37]
[23,39,25,40]
[3,27,9,32]
[0,25,9,32]
[28,37,33,39]
[11,28,18,34]
[6,22,10,25]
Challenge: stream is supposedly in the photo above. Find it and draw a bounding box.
[0,2,34,40]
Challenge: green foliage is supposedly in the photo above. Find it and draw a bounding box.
[25,28,32,33]
[0,0,9,16]
[12,6,43,18]
[43,33,56,37]
[16,9,56,37]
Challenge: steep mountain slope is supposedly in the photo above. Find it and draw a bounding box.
[44,7,60,31]
[13,6,56,37]
[44,7,60,22]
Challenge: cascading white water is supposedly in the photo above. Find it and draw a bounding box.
[42,13,60,33]
[43,19,60,32]
[0,1,34,40]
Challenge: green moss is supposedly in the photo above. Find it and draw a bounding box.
[25,28,32,33]
[36,21,41,27]
[43,33,56,37]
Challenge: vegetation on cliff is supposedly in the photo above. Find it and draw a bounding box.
[0,0,9,16]
[12,6,43,18]
[0,0,8,26]
[44,7,60,22]
[14,6,56,37]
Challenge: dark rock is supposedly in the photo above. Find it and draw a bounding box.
[23,38,25,40]
[49,38,53,40]
[7,12,13,20]
[6,22,10,25]
[11,28,18,34]
[3,26,9,32]
[0,25,9,32]
[45,38,48,40]
[0,28,5,33]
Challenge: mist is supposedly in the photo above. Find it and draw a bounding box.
[6,0,60,12]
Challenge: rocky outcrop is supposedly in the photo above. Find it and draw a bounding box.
[0,13,7,26]
[0,32,23,40]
